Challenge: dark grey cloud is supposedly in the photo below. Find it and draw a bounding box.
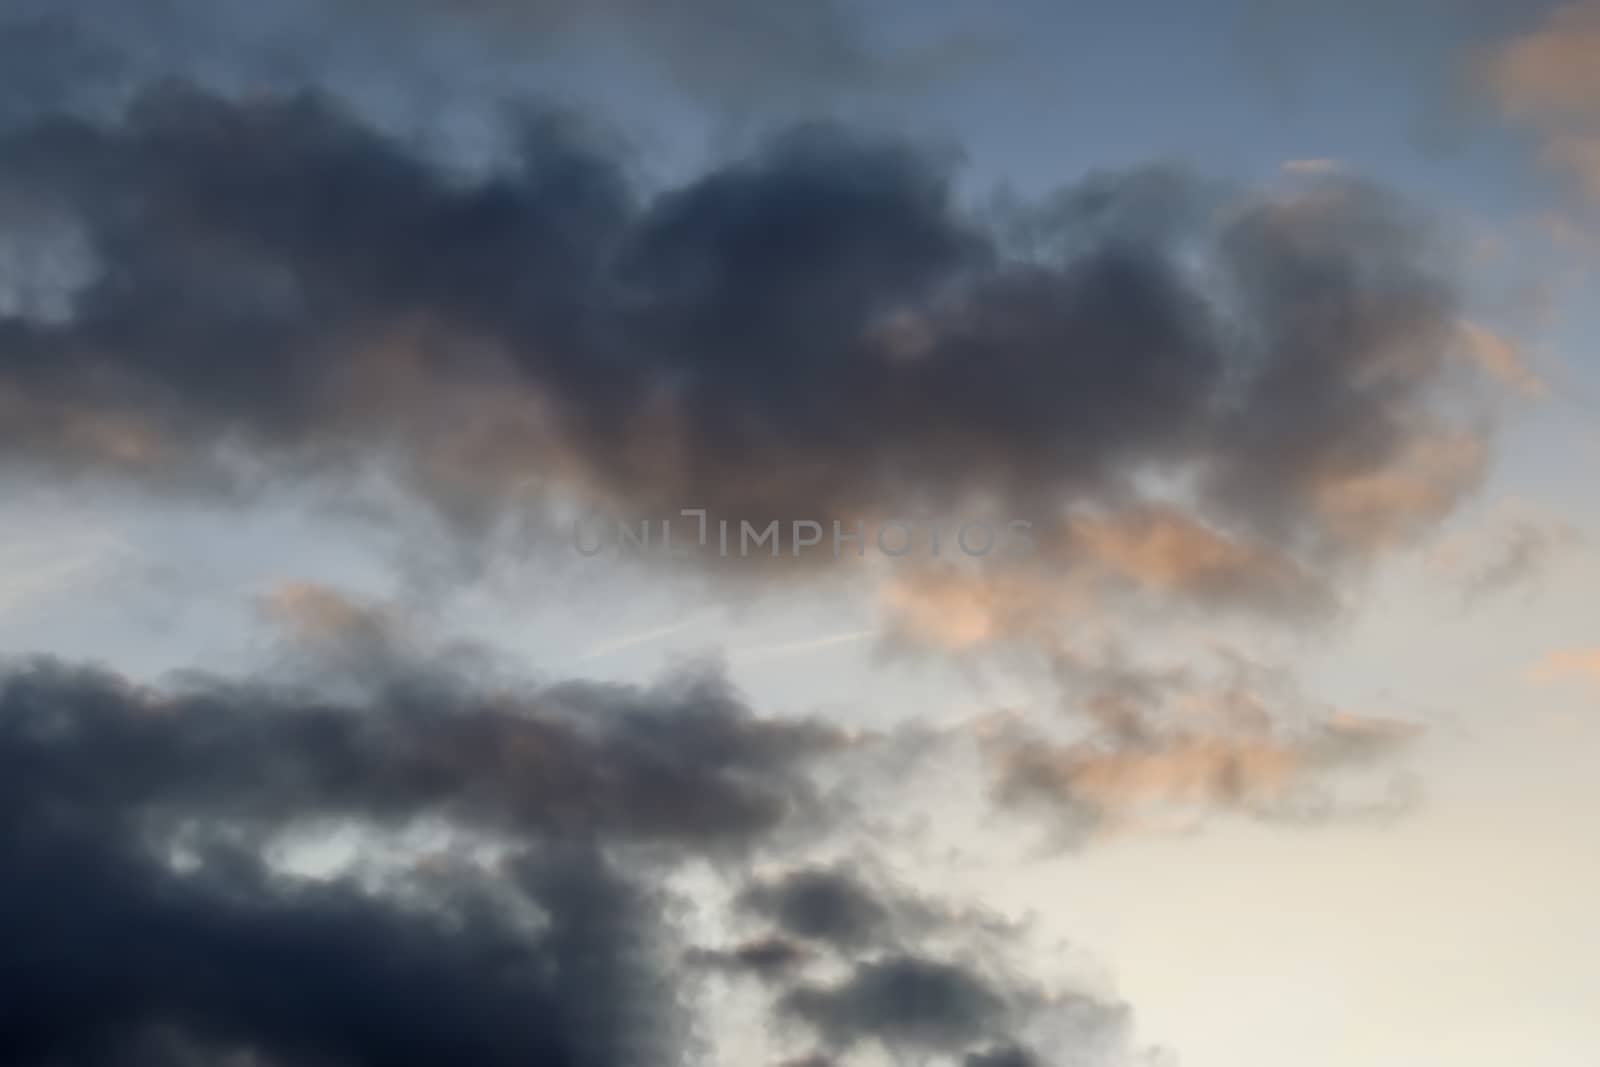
[686,935,812,979]
[704,860,1122,1062]
[2,831,677,1067]
[0,654,1132,1066]
[966,1045,1044,1067]
[776,952,1133,1062]
[1,657,845,1065]
[734,860,1023,954]
[0,657,841,852]
[779,955,1016,1053]
[736,866,894,947]
[0,78,1487,596]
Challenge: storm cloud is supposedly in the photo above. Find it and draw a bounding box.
[0,655,1135,1066]
[0,657,824,1065]
[0,657,844,851]
[0,72,1495,613]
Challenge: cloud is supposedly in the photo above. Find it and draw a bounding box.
[990,718,1422,840]
[1456,320,1548,398]
[732,860,1024,952]
[736,866,895,948]
[0,655,847,1065]
[1485,2,1600,121]
[693,857,1135,1063]
[0,81,1495,608]
[880,565,1072,652]
[0,657,844,854]
[1061,506,1337,618]
[985,651,1424,839]
[1428,500,1584,604]
[260,580,403,647]
[1306,428,1488,552]
[875,504,1338,660]
[780,955,1015,1052]
[1528,647,1600,688]
[1485,1,1600,201]
[2,831,680,1066]
[686,936,813,980]
[0,650,1142,1066]
[967,1045,1044,1067]
[0,8,1519,1067]
[777,955,1131,1062]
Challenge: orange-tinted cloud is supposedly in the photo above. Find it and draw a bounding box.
[1486,1,1600,201]
[260,581,398,647]
[1456,320,1548,398]
[878,506,1336,655]
[983,650,1423,838]
[1311,429,1488,552]
[1064,506,1334,618]
[989,712,1420,837]
[880,565,1089,652]
[1529,647,1600,688]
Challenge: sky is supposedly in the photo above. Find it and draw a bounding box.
[0,2,1598,1066]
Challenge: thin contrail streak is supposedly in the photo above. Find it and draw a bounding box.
[729,629,876,663]
[577,614,712,661]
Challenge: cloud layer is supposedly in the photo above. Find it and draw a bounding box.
[0,6,1553,1065]
[0,67,1496,625]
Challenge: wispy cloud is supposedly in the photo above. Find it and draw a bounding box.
[1428,499,1584,605]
